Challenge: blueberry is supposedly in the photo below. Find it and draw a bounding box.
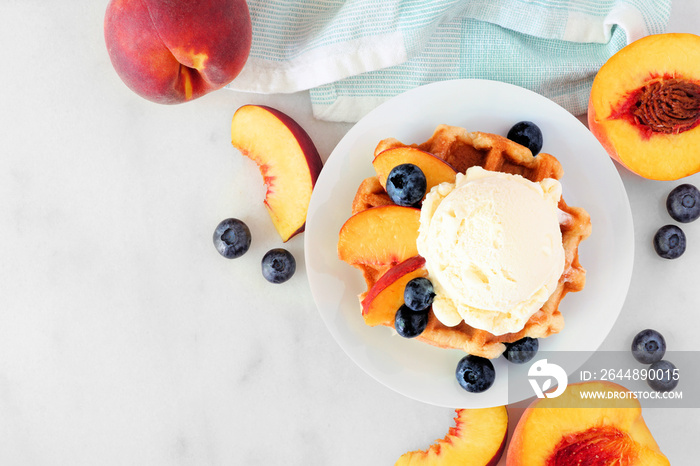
[404,277,435,312]
[455,355,496,393]
[631,329,666,364]
[507,121,543,156]
[386,163,427,207]
[261,248,296,284]
[394,304,429,338]
[213,218,251,259]
[666,184,700,223]
[653,225,686,259]
[503,337,539,364]
[647,359,679,392]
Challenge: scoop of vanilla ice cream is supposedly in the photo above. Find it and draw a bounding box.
[416,166,565,335]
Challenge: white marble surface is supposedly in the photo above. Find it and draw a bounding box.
[1,1,699,465]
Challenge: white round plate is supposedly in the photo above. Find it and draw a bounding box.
[304,79,634,408]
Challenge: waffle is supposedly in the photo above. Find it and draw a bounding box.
[346,124,591,359]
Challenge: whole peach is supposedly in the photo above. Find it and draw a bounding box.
[104,0,252,104]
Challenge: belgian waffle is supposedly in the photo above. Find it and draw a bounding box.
[345,124,591,359]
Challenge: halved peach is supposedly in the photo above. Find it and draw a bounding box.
[373,146,457,193]
[588,33,700,180]
[395,406,508,466]
[507,381,669,465]
[360,255,427,326]
[337,205,420,267]
[231,105,323,242]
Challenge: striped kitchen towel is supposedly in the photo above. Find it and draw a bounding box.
[226,0,672,122]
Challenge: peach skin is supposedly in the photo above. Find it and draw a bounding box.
[104,0,251,104]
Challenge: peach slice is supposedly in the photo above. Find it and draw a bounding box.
[507,381,669,465]
[588,33,700,180]
[337,205,420,267]
[395,406,508,466]
[360,256,427,326]
[373,146,457,193]
[231,105,323,242]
